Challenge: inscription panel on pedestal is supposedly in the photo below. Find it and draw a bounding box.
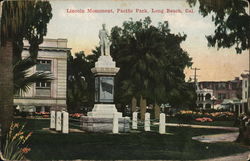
[95,76,114,103]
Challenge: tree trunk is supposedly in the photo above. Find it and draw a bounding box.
[0,41,14,139]
[131,96,137,113]
[140,96,147,120]
[154,104,160,119]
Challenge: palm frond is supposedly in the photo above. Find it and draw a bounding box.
[14,58,53,95]
[13,57,35,73]
[15,72,53,95]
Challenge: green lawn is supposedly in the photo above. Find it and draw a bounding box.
[14,118,249,160]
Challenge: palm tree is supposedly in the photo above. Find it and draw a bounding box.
[0,0,52,138]
[0,41,13,140]
[0,0,29,138]
[110,17,192,118]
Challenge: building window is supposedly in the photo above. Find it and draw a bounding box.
[205,104,211,109]
[218,83,226,89]
[36,82,51,88]
[205,93,211,100]
[218,93,226,100]
[36,60,51,72]
[36,81,51,97]
[245,91,248,99]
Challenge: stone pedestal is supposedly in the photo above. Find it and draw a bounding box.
[81,116,130,133]
[81,55,130,133]
[87,104,122,118]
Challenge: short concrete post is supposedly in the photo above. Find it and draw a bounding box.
[50,110,56,129]
[159,113,166,134]
[62,111,69,134]
[41,106,45,113]
[144,112,150,131]
[112,112,119,134]
[56,111,62,131]
[132,112,138,129]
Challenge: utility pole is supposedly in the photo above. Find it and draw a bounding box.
[191,67,200,83]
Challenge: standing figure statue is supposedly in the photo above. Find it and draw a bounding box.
[99,24,111,56]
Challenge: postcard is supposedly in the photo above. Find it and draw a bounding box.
[0,0,249,160]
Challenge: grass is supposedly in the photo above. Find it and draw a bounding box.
[14,118,249,160]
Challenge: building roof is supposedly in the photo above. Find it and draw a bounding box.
[23,38,72,52]
[241,73,249,78]
[199,79,241,84]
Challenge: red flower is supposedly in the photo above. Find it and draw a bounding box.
[195,117,213,122]
[21,147,31,154]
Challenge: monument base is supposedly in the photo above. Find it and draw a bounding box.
[80,116,130,133]
[81,104,130,133]
[87,104,122,118]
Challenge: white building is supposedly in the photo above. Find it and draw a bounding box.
[241,74,248,103]
[241,73,249,113]
[14,38,70,112]
[196,88,214,109]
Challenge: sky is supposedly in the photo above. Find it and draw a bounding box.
[45,0,249,82]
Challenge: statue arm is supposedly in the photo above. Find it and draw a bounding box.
[98,30,101,39]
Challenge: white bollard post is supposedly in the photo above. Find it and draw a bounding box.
[159,113,166,134]
[56,111,62,132]
[62,111,69,134]
[132,112,138,129]
[50,110,56,129]
[112,112,119,134]
[144,112,150,131]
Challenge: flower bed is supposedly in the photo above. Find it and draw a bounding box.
[34,112,50,118]
[175,110,235,122]
[69,113,84,118]
[195,117,213,122]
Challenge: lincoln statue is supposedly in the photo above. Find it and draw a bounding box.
[99,24,111,56]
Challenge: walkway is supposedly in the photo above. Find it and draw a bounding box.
[201,151,250,161]
[165,123,250,160]
[192,132,238,143]
[165,123,238,131]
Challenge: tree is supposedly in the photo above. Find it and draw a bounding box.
[67,49,100,113]
[186,0,250,144]
[187,0,250,53]
[110,17,192,113]
[0,0,52,139]
[67,51,88,113]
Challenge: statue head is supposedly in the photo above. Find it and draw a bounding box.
[102,23,106,30]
